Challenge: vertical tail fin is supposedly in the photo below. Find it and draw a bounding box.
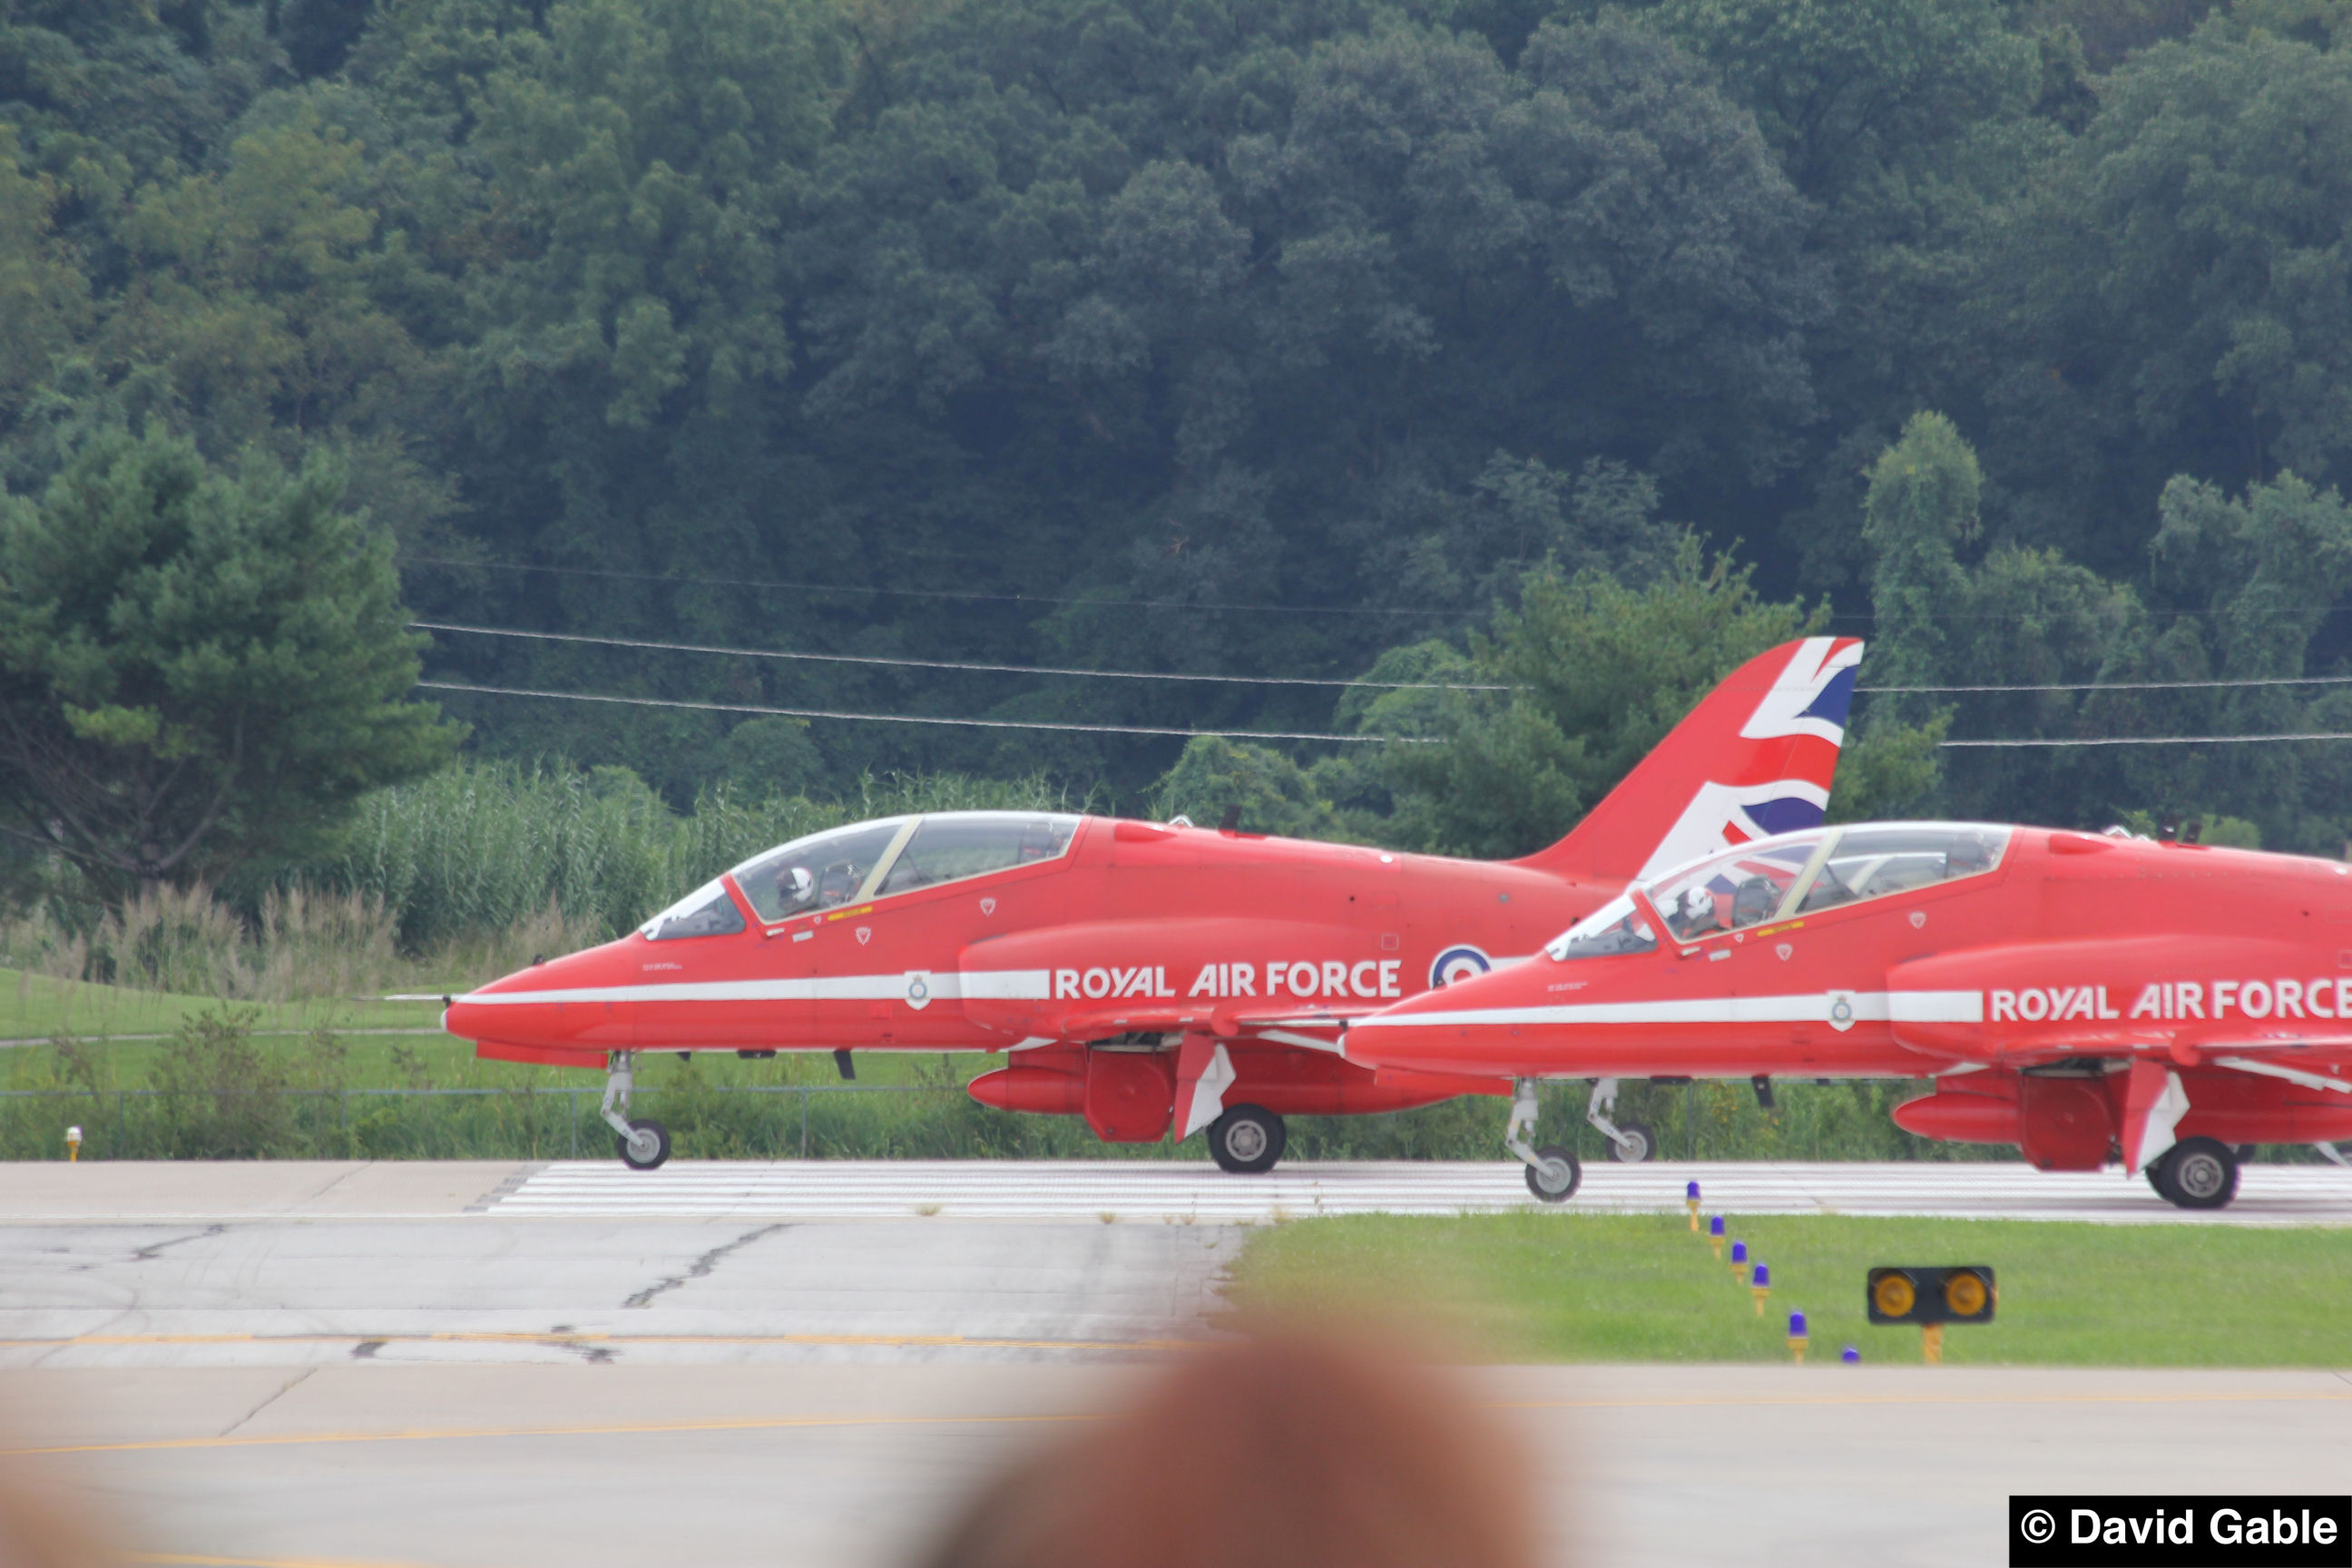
[1511,638,1863,886]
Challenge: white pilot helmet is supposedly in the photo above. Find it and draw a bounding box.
[1681,886,1713,921]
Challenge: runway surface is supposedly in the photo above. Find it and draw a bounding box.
[486,1157,2352,1224]
[2,1363,2347,1568]
[7,1156,2351,1224]
[2,1161,2348,1567]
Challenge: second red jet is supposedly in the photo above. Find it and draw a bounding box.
[1344,819,2352,1207]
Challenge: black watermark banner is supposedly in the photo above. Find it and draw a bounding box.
[2012,1496,2350,1566]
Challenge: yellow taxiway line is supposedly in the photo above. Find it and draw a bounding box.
[9,1387,2348,1459]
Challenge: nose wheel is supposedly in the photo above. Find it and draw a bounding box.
[1524,1144,1581,1201]
[1504,1081,1583,1202]
[599,1052,674,1171]
[618,1119,671,1170]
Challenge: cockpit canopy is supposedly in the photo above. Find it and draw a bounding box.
[1544,823,2012,960]
[637,811,1085,938]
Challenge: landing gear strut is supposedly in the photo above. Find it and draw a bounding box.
[603,1051,671,1171]
[1505,1080,1581,1202]
[1586,1078,1655,1163]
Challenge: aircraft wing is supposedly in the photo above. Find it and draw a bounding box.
[992,1003,1385,1053]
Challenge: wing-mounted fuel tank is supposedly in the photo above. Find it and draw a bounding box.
[957,916,1387,1043]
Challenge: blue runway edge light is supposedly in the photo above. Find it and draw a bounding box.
[1710,1215,1725,1237]
[1788,1310,1806,1338]
[1752,1262,1769,1288]
[1841,1346,1860,1364]
[1730,1240,1747,1264]
[1687,1181,1700,1200]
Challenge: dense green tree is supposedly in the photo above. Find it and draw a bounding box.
[0,427,460,894]
[1377,536,1823,857]
[1982,22,2352,569]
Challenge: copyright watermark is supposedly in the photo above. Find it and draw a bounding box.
[2012,1495,2349,1566]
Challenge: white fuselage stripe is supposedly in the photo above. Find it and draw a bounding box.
[456,970,1054,1005]
[1348,990,1984,1030]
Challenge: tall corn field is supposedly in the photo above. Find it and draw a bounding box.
[0,761,1083,990]
[326,761,1082,951]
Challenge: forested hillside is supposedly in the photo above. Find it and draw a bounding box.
[6,0,2352,908]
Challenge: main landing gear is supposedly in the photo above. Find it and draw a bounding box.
[603,1050,672,1171]
[1206,1103,1287,1174]
[2146,1135,2239,1210]
[1505,1081,1581,1202]
[1586,1077,1655,1163]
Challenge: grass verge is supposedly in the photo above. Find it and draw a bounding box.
[0,966,442,1042]
[1225,1211,2352,1367]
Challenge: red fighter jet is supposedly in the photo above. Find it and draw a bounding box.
[1343,818,2352,1208]
[442,638,1863,1173]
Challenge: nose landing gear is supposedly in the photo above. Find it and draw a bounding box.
[602,1051,673,1171]
[1585,1077,1655,1163]
[1505,1081,1581,1202]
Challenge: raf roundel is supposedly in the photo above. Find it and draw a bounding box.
[1430,945,1494,989]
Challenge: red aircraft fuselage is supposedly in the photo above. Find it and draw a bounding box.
[1344,821,2352,1205]
[441,637,1864,1170]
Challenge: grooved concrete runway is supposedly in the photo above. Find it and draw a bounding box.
[485,1157,2352,1224]
[2,1161,2348,1568]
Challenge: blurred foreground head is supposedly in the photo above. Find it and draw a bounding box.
[0,1461,117,1568]
[920,1325,1541,1568]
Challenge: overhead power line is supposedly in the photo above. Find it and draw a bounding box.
[1943,732,2352,748]
[413,621,1509,691]
[399,554,1458,620]
[417,681,1437,743]
[1866,673,2352,694]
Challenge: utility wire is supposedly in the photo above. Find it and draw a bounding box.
[417,681,1437,743]
[1865,673,2352,694]
[413,621,1509,691]
[423,620,2352,699]
[1943,732,2352,748]
[399,554,1459,619]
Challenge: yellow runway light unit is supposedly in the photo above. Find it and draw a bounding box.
[1866,1266,1995,1364]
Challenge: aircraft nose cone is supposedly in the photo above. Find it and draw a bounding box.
[444,944,638,1056]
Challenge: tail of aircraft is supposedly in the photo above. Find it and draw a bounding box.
[1512,637,1863,886]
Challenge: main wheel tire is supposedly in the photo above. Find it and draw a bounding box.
[617,1118,671,1171]
[1524,1144,1581,1202]
[1207,1104,1286,1174]
[1603,1120,1656,1163]
[2159,1136,2238,1209]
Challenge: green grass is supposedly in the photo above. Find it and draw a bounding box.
[0,965,443,1043]
[1227,1211,2352,1367]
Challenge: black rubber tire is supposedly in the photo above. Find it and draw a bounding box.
[1524,1144,1581,1202]
[2156,1136,2238,1210]
[617,1117,671,1171]
[1207,1104,1286,1174]
[1603,1120,1656,1163]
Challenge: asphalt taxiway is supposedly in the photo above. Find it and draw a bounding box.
[1,1161,2347,1568]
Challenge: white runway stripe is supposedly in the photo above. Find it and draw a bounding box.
[487,1160,2352,1225]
